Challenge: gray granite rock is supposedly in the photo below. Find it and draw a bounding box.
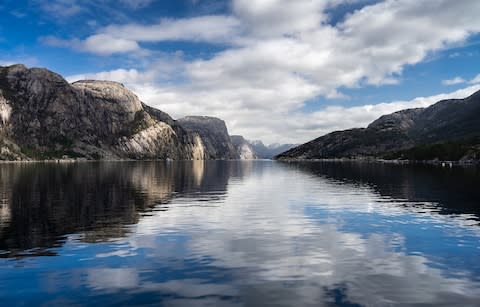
[178,116,239,160]
[231,135,257,160]
[0,64,207,160]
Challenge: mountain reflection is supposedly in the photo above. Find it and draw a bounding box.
[0,161,479,306]
[100,161,480,306]
[0,161,249,257]
[282,161,480,219]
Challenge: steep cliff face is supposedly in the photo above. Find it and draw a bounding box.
[178,116,239,159]
[277,90,480,161]
[0,64,206,160]
[231,135,257,159]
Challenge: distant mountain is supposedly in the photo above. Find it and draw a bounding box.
[276,90,480,162]
[178,116,239,160]
[0,64,232,161]
[249,140,298,159]
[231,137,297,159]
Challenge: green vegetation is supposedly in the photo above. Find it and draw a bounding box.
[131,110,150,135]
[19,134,86,160]
[21,146,84,160]
[383,137,480,161]
[117,110,151,137]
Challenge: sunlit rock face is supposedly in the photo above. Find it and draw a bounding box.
[178,116,239,160]
[231,135,257,160]
[0,95,11,126]
[0,92,17,160]
[0,64,211,160]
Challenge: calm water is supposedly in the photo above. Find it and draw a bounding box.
[0,161,480,306]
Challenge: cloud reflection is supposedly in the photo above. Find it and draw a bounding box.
[0,161,479,306]
[121,161,480,306]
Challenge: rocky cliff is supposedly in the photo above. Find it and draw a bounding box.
[0,64,208,160]
[178,116,239,159]
[231,135,257,159]
[276,90,480,161]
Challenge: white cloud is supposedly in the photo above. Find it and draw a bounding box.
[41,34,141,56]
[439,73,480,86]
[0,61,15,66]
[82,34,141,55]
[67,53,185,83]
[101,15,242,44]
[469,74,480,84]
[232,0,327,37]
[42,15,241,55]
[442,76,466,86]
[0,57,38,67]
[62,0,480,143]
[67,68,152,84]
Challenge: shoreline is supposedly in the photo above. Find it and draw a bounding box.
[275,157,480,166]
[1,157,478,166]
[0,158,271,164]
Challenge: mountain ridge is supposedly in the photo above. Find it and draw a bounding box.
[276,90,480,162]
[0,64,232,161]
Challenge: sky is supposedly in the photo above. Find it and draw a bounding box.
[1,0,480,144]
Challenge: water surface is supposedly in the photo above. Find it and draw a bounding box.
[0,161,479,306]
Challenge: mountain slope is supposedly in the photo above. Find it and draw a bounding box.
[276,91,480,161]
[0,64,208,160]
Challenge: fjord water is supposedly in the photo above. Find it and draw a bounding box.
[0,161,480,306]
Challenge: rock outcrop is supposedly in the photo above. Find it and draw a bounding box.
[0,64,207,160]
[178,116,239,159]
[231,135,257,159]
[276,90,480,161]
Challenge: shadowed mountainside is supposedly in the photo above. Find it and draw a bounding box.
[276,91,480,161]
